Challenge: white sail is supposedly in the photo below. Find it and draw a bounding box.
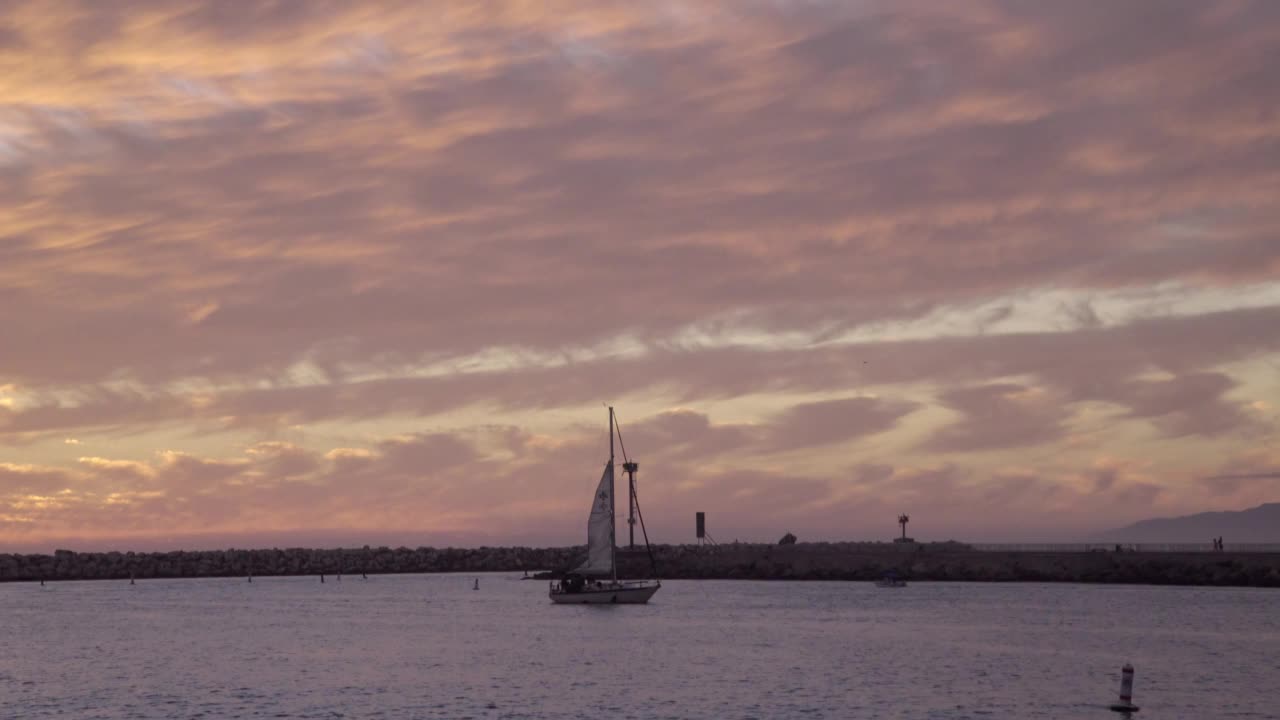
[574,462,615,576]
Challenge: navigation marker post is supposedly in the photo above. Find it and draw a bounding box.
[1108,663,1139,713]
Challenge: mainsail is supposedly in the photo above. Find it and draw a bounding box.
[574,461,615,576]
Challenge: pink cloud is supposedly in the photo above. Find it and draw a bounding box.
[1,0,1278,547]
[923,383,1069,452]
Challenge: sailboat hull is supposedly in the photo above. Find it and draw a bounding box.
[549,580,660,605]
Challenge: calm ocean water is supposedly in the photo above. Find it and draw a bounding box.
[2,575,1276,719]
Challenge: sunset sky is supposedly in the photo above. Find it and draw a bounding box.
[2,0,1278,552]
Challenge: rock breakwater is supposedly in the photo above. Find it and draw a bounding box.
[3,542,1278,587]
[628,542,1280,587]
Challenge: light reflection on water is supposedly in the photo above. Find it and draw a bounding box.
[3,576,1277,719]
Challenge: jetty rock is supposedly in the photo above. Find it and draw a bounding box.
[3,542,1278,587]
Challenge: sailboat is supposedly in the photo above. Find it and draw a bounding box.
[550,407,661,604]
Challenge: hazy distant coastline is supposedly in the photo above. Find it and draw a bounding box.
[1097,502,1280,543]
[5,542,1279,587]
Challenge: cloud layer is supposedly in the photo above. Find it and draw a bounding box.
[1,0,1278,549]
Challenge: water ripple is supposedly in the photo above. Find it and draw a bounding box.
[1,577,1276,718]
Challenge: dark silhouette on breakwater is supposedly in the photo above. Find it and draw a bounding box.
[4,543,1279,587]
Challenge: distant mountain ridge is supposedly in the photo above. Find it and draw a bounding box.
[1098,503,1280,543]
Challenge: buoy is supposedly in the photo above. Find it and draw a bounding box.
[1108,663,1139,713]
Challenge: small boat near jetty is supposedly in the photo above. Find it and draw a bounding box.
[875,571,907,588]
[550,407,661,605]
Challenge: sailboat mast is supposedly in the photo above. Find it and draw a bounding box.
[608,406,617,582]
